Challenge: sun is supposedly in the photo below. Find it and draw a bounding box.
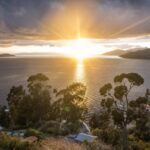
[66,38,98,60]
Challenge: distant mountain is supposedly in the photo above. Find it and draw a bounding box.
[102,50,126,56]
[16,52,66,57]
[121,48,150,59]
[0,53,15,57]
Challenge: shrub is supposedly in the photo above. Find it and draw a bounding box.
[129,142,144,150]
[0,133,34,150]
[24,128,45,140]
[92,128,121,146]
[128,134,137,142]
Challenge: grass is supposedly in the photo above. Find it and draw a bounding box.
[36,138,86,150]
[0,133,112,150]
[35,138,112,150]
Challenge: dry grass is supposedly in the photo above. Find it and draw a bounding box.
[34,138,112,150]
[37,138,86,150]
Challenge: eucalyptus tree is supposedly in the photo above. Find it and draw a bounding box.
[55,82,87,133]
[99,73,145,150]
[7,73,52,128]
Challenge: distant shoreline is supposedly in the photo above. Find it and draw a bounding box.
[0,54,15,58]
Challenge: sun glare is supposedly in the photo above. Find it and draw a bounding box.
[66,38,99,60]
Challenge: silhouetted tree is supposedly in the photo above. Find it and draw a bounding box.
[7,73,52,128]
[7,85,25,128]
[26,73,52,124]
[99,73,144,150]
[0,105,10,127]
[129,97,150,141]
[56,83,87,132]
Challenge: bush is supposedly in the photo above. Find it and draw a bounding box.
[0,133,34,150]
[135,129,150,142]
[24,128,45,140]
[92,128,121,146]
[128,134,137,142]
[129,142,144,150]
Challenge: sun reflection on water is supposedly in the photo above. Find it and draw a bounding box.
[75,59,85,82]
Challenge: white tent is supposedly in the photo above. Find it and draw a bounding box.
[75,133,97,142]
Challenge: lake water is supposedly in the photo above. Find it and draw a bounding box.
[0,57,150,109]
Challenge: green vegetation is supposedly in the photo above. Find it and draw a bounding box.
[90,73,150,150]
[3,73,87,133]
[24,128,45,140]
[0,133,35,150]
[0,72,150,150]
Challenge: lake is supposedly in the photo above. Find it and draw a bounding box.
[0,57,150,110]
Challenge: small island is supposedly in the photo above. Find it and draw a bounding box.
[121,48,150,59]
[0,53,15,57]
[102,50,126,56]
[102,48,150,60]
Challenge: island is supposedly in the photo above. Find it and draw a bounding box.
[102,49,126,56]
[121,48,150,59]
[0,53,15,57]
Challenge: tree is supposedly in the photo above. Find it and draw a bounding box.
[0,105,10,127]
[26,73,52,124]
[7,73,52,128]
[99,73,144,150]
[130,97,150,141]
[55,83,87,133]
[7,85,25,128]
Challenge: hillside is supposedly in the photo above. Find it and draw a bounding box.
[121,48,150,59]
[0,53,15,57]
[102,50,126,56]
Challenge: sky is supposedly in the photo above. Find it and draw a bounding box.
[0,0,150,53]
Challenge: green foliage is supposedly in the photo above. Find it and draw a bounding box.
[27,73,49,82]
[4,74,87,135]
[129,142,144,150]
[89,112,110,129]
[0,133,34,150]
[114,73,144,86]
[112,109,124,126]
[24,128,45,140]
[114,85,127,100]
[100,83,112,96]
[6,73,52,128]
[92,128,121,146]
[129,97,150,142]
[56,83,87,128]
[128,140,150,150]
[0,106,10,127]
[99,73,145,128]
[98,73,149,150]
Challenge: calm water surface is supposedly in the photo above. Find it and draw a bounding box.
[0,57,150,109]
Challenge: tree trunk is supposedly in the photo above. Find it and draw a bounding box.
[122,124,128,150]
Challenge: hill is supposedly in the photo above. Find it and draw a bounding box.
[121,48,150,59]
[0,53,15,57]
[102,50,126,56]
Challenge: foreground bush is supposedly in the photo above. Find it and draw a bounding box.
[0,133,35,150]
[24,128,45,140]
[128,138,150,150]
[92,128,121,146]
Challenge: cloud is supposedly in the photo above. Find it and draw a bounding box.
[0,0,150,47]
